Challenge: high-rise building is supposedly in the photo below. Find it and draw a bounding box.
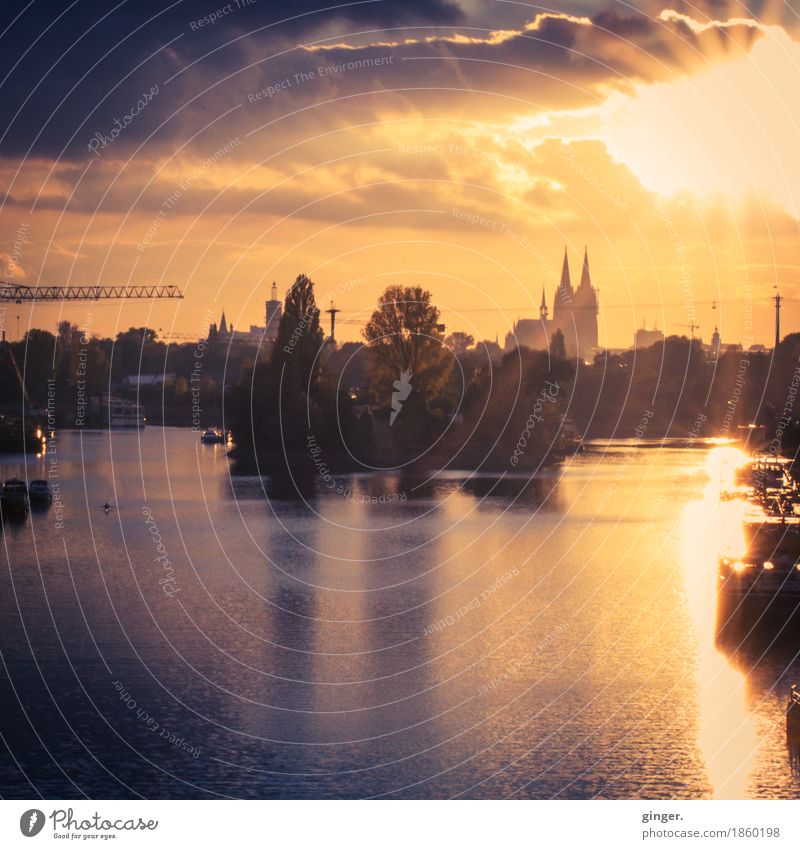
[634,323,664,350]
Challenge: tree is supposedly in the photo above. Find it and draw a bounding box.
[111,327,164,377]
[437,346,572,470]
[549,328,566,361]
[446,331,475,356]
[271,273,323,391]
[17,329,59,405]
[363,285,452,413]
[227,274,329,468]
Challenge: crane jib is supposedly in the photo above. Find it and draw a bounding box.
[0,283,183,301]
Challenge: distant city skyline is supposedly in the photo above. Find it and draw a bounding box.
[0,262,791,352]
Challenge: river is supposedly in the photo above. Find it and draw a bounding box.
[0,428,798,798]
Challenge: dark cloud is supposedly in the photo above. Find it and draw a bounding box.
[0,0,464,159]
[0,1,776,165]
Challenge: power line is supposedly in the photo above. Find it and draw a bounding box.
[335,297,788,318]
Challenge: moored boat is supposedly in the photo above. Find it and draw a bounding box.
[717,453,800,628]
[0,417,46,454]
[1,478,29,518]
[735,454,793,493]
[28,479,52,505]
[200,427,225,444]
[102,395,146,429]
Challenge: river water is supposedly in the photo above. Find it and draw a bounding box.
[1,428,799,799]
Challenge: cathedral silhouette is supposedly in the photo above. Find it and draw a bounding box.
[505,247,599,361]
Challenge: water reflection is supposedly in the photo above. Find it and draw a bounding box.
[4,430,800,797]
[681,445,800,798]
[682,445,758,798]
[242,469,563,511]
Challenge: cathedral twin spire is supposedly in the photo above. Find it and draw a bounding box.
[551,245,592,314]
[559,245,592,291]
[514,245,599,360]
[579,246,592,290]
[560,247,572,294]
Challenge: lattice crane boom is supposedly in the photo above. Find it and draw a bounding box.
[0,283,183,302]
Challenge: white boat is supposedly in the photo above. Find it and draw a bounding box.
[102,395,146,429]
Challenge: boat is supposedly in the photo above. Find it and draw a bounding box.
[200,427,225,444]
[28,479,52,505]
[719,551,800,598]
[735,454,794,494]
[102,395,146,429]
[1,479,29,518]
[741,513,800,560]
[0,417,46,454]
[718,454,800,624]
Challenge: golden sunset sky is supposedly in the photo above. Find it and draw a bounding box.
[1,0,798,348]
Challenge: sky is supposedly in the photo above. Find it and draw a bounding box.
[1,0,799,348]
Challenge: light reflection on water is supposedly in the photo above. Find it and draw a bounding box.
[682,445,756,798]
[0,430,799,798]
[682,445,800,799]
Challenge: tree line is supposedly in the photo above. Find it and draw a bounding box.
[226,274,800,477]
[0,321,255,426]
[4,280,799,469]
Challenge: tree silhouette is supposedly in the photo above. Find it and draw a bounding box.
[272,273,323,392]
[363,285,452,410]
[445,331,475,356]
[549,328,566,361]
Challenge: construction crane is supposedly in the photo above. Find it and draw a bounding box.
[0,283,183,302]
[676,321,700,341]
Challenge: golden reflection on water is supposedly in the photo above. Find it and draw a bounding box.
[682,444,757,798]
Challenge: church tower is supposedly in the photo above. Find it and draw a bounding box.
[504,247,600,358]
[710,326,721,359]
[553,247,573,316]
[265,282,282,340]
[572,246,599,357]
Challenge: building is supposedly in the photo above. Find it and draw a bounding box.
[709,326,720,359]
[122,373,176,388]
[634,324,664,350]
[265,282,282,338]
[209,283,283,346]
[505,247,600,361]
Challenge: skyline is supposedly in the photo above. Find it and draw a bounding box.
[0,246,790,351]
[1,1,798,347]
